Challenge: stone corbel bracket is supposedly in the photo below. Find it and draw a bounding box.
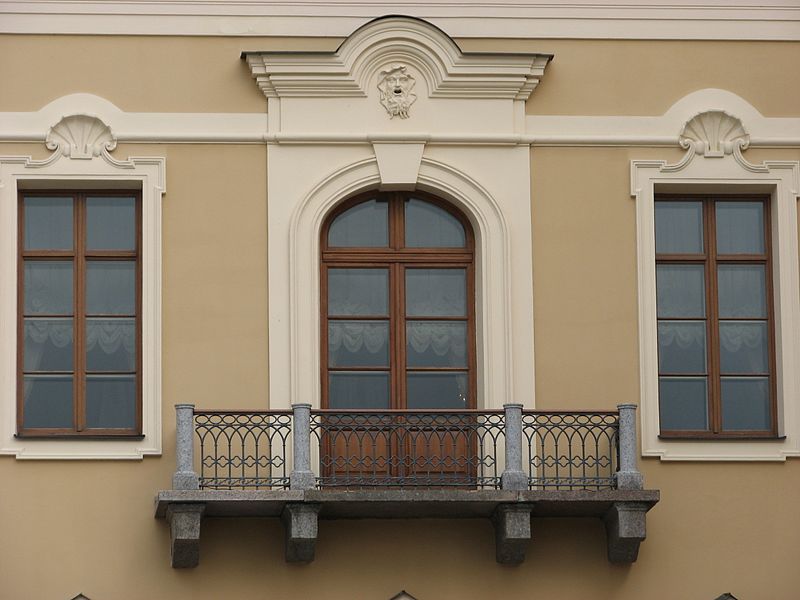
[244,16,551,101]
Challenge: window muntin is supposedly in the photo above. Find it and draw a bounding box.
[321,192,474,411]
[18,191,141,436]
[655,195,776,437]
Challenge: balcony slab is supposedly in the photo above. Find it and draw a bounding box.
[155,488,659,520]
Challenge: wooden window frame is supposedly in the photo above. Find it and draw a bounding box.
[17,190,143,438]
[656,193,778,439]
[320,190,477,411]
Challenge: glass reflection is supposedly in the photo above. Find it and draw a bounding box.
[716,202,765,254]
[656,265,705,318]
[406,269,466,317]
[655,201,703,254]
[328,269,389,316]
[87,197,136,250]
[328,200,389,247]
[405,199,466,247]
[659,377,708,430]
[24,197,73,250]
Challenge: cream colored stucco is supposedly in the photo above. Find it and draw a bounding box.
[1,27,800,600]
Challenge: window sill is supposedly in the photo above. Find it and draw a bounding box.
[15,434,145,441]
[658,434,786,442]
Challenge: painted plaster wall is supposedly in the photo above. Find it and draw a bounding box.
[0,32,798,600]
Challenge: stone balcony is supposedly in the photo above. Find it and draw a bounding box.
[155,404,659,568]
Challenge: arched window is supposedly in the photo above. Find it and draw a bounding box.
[321,191,475,411]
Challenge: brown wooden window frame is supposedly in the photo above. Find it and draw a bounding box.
[320,190,477,411]
[17,190,143,438]
[656,193,778,439]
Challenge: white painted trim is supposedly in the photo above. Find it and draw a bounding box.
[631,145,800,461]
[0,94,267,145]
[1,3,799,40]
[0,133,165,459]
[270,151,533,414]
[0,91,798,149]
[245,16,550,101]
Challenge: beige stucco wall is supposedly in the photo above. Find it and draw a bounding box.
[0,32,799,600]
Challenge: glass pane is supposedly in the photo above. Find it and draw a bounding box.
[406,269,466,317]
[657,321,706,374]
[86,261,136,314]
[87,318,136,372]
[328,321,389,367]
[716,201,765,254]
[656,265,705,318]
[328,269,388,316]
[24,318,73,372]
[23,196,73,250]
[721,377,771,431]
[328,200,389,247]
[405,199,466,248]
[328,372,390,409]
[23,375,73,428]
[406,372,469,409]
[407,321,468,368]
[718,265,767,318]
[24,261,73,315]
[86,375,136,429]
[719,321,769,374]
[86,196,136,250]
[658,377,708,431]
[655,201,703,254]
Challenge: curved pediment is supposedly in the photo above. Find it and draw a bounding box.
[245,15,551,102]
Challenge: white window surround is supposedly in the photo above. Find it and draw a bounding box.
[632,109,800,461]
[0,113,165,459]
[253,16,541,413]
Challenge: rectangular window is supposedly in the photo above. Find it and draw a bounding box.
[655,195,776,437]
[18,191,141,436]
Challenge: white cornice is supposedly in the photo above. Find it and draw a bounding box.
[1,2,799,40]
[245,17,551,101]
[1,90,799,148]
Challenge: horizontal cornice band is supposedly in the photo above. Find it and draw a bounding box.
[1,3,799,40]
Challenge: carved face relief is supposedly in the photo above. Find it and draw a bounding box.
[378,65,417,119]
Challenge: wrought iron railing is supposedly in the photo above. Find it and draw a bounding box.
[174,404,641,492]
[194,410,292,490]
[522,411,619,490]
[311,410,505,488]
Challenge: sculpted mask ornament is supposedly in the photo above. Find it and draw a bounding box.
[378,65,417,119]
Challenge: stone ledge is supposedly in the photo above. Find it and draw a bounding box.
[155,488,659,567]
[155,488,659,519]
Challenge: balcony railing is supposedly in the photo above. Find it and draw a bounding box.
[163,403,654,568]
[174,403,640,493]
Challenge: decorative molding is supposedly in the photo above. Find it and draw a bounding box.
[679,110,749,158]
[268,146,535,419]
[378,64,417,119]
[0,93,267,145]
[245,16,551,101]
[45,114,117,160]
[1,3,799,40]
[0,90,798,149]
[631,147,800,461]
[0,141,165,460]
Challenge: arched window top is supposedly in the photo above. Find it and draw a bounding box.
[324,192,471,250]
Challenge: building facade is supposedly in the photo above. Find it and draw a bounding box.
[0,2,799,599]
